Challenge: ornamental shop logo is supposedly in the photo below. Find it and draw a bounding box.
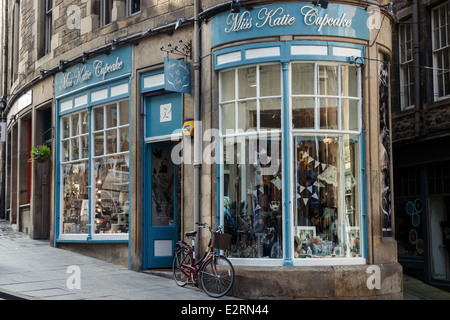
[224,5,352,34]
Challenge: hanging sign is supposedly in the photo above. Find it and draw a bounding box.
[211,2,370,47]
[55,46,132,98]
[164,58,191,94]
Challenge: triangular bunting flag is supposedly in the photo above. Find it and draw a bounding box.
[302,152,309,159]
[303,198,309,205]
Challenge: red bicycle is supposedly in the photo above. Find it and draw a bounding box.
[172,222,235,298]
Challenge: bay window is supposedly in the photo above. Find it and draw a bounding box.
[219,60,362,262]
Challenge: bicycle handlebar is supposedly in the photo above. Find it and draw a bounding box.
[195,222,224,233]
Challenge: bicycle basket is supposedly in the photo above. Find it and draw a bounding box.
[211,232,232,250]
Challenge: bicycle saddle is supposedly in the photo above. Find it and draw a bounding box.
[185,231,197,238]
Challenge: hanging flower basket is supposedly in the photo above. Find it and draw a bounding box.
[30,145,51,163]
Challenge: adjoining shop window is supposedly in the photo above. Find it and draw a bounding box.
[219,61,362,261]
[60,99,130,238]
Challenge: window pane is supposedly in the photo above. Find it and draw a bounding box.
[62,161,89,234]
[220,70,236,102]
[319,65,338,96]
[62,117,70,139]
[319,98,338,130]
[292,63,314,95]
[106,129,117,154]
[260,98,281,129]
[238,67,257,99]
[81,111,89,134]
[119,127,129,152]
[94,107,104,131]
[81,135,89,159]
[238,100,256,131]
[119,100,129,126]
[223,135,283,258]
[341,99,359,131]
[221,103,235,133]
[94,132,104,156]
[71,114,79,136]
[62,140,69,162]
[94,155,129,234]
[293,135,360,258]
[71,138,79,160]
[292,97,315,129]
[105,104,117,128]
[260,64,281,97]
[341,66,358,97]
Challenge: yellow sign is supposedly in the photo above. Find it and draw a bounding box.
[183,120,194,136]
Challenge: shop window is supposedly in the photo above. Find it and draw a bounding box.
[219,61,362,261]
[291,62,360,131]
[399,21,415,110]
[60,100,129,237]
[222,134,283,259]
[220,63,282,134]
[293,134,361,258]
[220,63,282,259]
[432,3,450,100]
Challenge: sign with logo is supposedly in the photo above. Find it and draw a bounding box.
[55,46,132,98]
[164,58,191,94]
[211,3,369,47]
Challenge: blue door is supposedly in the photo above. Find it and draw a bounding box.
[144,142,179,269]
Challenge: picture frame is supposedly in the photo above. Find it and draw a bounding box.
[298,226,316,241]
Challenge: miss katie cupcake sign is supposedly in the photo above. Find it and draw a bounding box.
[211,2,370,46]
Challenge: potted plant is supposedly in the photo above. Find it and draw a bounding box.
[30,144,51,163]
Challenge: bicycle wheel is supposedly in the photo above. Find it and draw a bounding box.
[200,255,235,298]
[172,247,192,287]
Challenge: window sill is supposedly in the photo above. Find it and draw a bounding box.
[228,257,366,267]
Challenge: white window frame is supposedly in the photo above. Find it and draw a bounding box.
[399,22,415,110]
[432,2,450,101]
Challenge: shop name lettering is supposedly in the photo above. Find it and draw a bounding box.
[225,5,352,33]
[60,57,124,90]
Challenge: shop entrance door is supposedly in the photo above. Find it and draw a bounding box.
[143,142,179,269]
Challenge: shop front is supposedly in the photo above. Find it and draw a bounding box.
[53,46,132,266]
[205,1,402,298]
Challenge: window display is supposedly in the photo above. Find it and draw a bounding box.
[219,61,362,261]
[223,135,283,258]
[293,135,361,258]
[60,99,130,237]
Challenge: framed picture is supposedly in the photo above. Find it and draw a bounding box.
[298,226,316,242]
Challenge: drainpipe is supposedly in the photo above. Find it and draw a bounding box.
[193,0,201,260]
[413,0,421,137]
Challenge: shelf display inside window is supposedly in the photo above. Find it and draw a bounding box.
[223,135,283,259]
[94,155,129,234]
[293,135,361,258]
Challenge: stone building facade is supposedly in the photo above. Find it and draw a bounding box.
[1,0,403,299]
[391,0,450,285]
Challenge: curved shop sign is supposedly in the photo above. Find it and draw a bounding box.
[55,46,131,98]
[211,3,369,47]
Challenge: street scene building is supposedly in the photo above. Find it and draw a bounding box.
[391,0,450,286]
[0,0,410,299]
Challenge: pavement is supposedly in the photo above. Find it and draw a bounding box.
[1,219,450,301]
